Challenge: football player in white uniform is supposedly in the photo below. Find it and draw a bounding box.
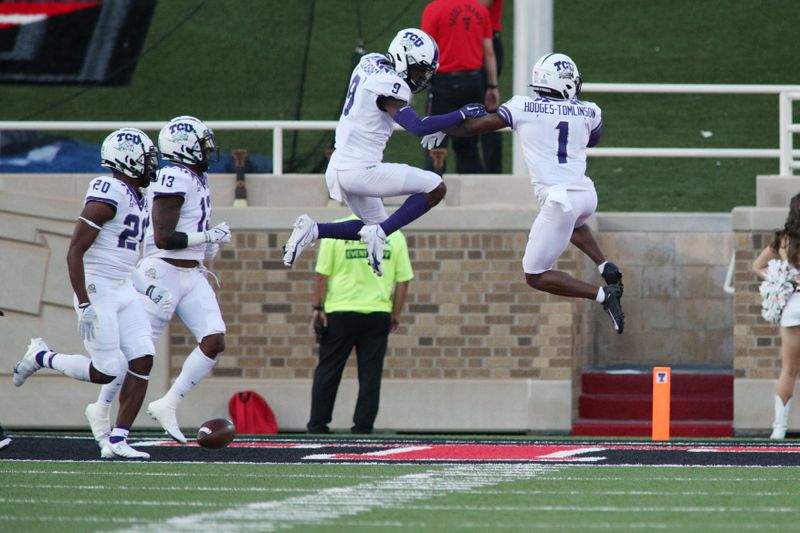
[423,53,624,333]
[13,128,167,459]
[283,28,486,277]
[84,116,231,445]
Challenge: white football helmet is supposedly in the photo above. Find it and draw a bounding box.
[158,115,219,171]
[100,128,158,185]
[387,28,439,93]
[530,53,582,100]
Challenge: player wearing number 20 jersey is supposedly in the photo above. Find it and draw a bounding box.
[13,128,161,459]
[433,53,625,334]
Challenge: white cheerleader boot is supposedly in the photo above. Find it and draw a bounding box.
[770,395,792,439]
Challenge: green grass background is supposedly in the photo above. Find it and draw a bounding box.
[1,0,798,211]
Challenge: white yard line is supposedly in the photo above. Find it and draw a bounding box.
[116,464,564,533]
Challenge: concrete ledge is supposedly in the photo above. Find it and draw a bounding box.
[732,207,787,232]
[756,175,799,207]
[3,378,571,433]
[595,212,731,233]
[154,378,572,433]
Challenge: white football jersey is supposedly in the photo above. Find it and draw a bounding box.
[82,176,149,279]
[329,53,412,168]
[143,163,211,262]
[498,95,602,188]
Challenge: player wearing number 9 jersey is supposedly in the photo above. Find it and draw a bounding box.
[427,53,625,334]
[13,128,162,459]
[83,116,232,446]
[283,28,487,278]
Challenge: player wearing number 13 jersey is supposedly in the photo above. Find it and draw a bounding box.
[13,128,162,459]
[283,28,487,277]
[430,53,625,334]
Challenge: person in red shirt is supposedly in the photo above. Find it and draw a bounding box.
[479,0,504,173]
[422,0,499,174]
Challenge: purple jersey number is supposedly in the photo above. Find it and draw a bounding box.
[555,121,569,164]
[343,74,361,117]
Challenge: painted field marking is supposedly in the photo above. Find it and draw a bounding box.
[115,464,565,532]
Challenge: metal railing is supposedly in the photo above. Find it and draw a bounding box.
[1,83,799,176]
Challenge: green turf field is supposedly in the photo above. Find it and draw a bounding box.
[2,460,799,532]
[2,0,798,211]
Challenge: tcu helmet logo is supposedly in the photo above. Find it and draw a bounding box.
[115,131,142,152]
[402,31,424,48]
[168,122,194,142]
[553,60,575,79]
[115,131,142,145]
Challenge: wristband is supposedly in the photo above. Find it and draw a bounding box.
[486,84,498,89]
[79,302,90,309]
[313,306,323,312]
[164,231,190,250]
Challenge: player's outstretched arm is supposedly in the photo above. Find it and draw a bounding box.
[446,113,508,137]
[379,96,485,137]
[421,113,508,149]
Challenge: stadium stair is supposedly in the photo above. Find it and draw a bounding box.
[572,367,733,437]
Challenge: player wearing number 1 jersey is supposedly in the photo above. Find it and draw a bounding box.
[83,116,232,446]
[426,53,625,333]
[13,128,164,459]
[283,28,486,277]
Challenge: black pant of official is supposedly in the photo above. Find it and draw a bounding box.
[426,70,486,174]
[307,311,391,434]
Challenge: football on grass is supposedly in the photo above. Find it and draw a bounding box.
[197,418,236,449]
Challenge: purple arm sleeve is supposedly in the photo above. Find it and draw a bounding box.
[394,106,464,137]
[588,123,602,147]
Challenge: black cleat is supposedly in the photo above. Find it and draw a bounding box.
[602,284,625,334]
[601,261,623,295]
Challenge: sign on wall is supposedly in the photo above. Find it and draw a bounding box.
[0,0,156,85]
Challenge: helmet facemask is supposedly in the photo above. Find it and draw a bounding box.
[406,62,436,94]
[140,146,159,187]
[196,130,219,172]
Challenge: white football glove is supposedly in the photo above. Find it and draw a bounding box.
[204,242,220,262]
[78,303,99,342]
[145,285,173,313]
[421,131,447,150]
[204,221,231,244]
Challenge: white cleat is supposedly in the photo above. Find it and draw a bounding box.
[13,338,48,387]
[147,396,187,444]
[85,402,111,447]
[358,224,386,277]
[102,440,150,459]
[283,214,317,268]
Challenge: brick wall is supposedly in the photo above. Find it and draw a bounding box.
[168,230,588,383]
[733,231,782,380]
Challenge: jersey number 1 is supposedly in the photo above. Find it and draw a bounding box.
[555,121,569,164]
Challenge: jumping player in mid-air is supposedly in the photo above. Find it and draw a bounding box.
[423,53,624,333]
[283,28,486,277]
